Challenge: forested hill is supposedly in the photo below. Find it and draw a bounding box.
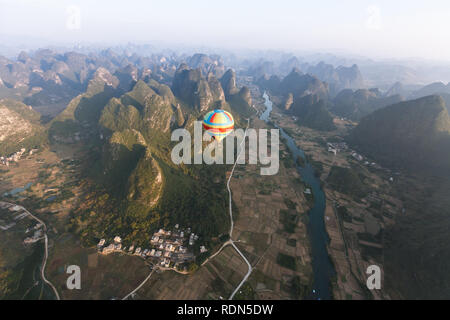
[348,95,450,174]
[57,66,253,254]
[0,98,47,155]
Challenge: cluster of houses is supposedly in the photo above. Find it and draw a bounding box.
[97,225,201,270]
[0,148,30,166]
[23,227,44,244]
[353,152,384,171]
[327,142,348,155]
[326,141,396,183]
[351,151,364,161]
[326,141,375,166]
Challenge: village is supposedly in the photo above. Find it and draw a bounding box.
[97,225,207,273]
[0,147,38,167]
[326,141,397,183]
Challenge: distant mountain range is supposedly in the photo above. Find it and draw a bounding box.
[385,81,450,113]
[258,64,450,129]
[332,88,404,121]
[257,68,335,131]
[172,63,224,112]
[409,81,450,100]
[0,49,178,117]
[187,53,225,78]
[0,49,257,248]
[253,60,364,96]
[305,62,364,96]
[0,48,255,146]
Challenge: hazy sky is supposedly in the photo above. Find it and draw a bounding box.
[1,0,450,61]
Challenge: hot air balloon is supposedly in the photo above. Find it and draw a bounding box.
[203,109,234,142]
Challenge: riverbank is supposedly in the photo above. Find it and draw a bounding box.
[261,93,335,300]
[268,102,401,300]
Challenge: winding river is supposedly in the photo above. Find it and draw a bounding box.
[260,92,336,300]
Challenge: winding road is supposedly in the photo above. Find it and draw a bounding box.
[3,201,60,300]
[122,268,155,300]
[200,118,253,299]
[227,119,253,300]
[225,119,253,300]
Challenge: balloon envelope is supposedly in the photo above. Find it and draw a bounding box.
[203,109,234,142]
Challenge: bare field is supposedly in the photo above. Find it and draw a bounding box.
[137,246,246,300]
[218,118,312,299]
[46,235,149,300]
[0,149,58,195]
[1,144,89,229]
